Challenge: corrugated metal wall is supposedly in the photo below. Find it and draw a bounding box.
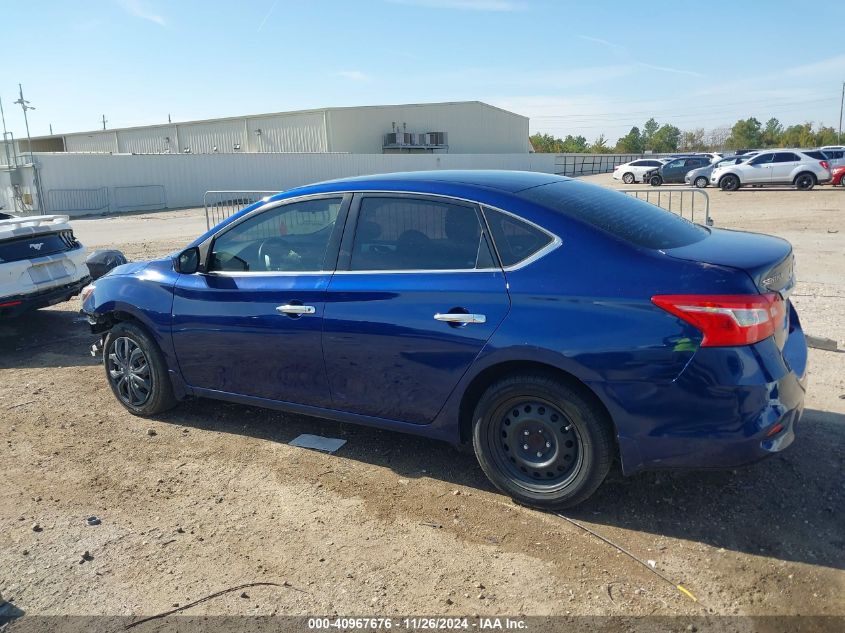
[35,152,561,215]
[118,125,178,154]
[50,103,528,156]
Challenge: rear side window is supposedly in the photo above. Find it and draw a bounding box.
[483,207,554,267]
[349,197,493,271]
[518,181,708,250]
[774,152,800,162]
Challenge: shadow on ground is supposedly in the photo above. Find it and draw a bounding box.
[155,395,845,573]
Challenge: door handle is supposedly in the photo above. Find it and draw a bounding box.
[276,304,316,315]
[434,313,486,324]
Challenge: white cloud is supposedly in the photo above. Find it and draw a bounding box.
[576,34,625,52]
[337,70,372,82]
[118,0,166,27]
[635,62,703,78]
[386,0,524,11]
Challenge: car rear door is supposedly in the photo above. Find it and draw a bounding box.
[321,193,510,424]
[171,195,349,407]
[770,152,801,183]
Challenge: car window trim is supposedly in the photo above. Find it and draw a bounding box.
[199,192,352,276]
[336,192,500,274]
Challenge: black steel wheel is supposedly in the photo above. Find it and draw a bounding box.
[472,373,614,509]
[720,174,740,191]
[794,172,816,191]
[489,398,583,490]
[694,176,709,188]
[622,172,635,184]
[103,322,177,415]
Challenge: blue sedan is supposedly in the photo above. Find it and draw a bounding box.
[81,171,807,508]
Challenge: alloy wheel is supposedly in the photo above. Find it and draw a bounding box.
[489,398,583,492]
[107,337,152,407]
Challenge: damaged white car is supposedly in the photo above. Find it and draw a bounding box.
[0,214,91,317]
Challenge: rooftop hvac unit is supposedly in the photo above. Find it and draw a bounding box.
[384,132,414,146]
[384,132,400,146]
[426,132,447,146]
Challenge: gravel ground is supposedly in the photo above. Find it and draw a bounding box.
[1,175,843,626]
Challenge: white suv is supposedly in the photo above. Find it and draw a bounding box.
[0,214,90,317]
[710,150,832,191]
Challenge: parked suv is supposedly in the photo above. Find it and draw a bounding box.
[0,214,91,317]
[646,155,712,186]
[711,150,831,191]
[804,148,845,169]
[685,153,756,188]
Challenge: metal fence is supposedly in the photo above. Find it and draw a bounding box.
[203,190,278,229]
[622,188,712,226]
[46,187,109,213]
[113,185,166,211]
[555,154,642,177]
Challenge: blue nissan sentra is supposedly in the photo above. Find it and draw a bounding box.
[81,171,807,508]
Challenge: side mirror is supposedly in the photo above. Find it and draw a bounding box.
[175,247,200,274]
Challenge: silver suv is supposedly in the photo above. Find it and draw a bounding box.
[710,150,832,191]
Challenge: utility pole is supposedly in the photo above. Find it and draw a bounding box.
[102,114,107,130]
[13,84,35,166]
[49,123,53,135]
[839,81,844,144]
[0,95,13,167]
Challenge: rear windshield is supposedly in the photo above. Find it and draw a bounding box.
[518,181,708,249]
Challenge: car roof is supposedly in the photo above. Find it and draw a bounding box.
[270,170,567,199]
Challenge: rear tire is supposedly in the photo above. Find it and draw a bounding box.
[472,373,614,509]
[694,176,709,188]
[794,172,816,191]
[719,174,740,191]
[622,172,635,184]
[103,322,177,416]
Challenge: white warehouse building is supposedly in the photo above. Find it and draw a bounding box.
[19,101,529,155]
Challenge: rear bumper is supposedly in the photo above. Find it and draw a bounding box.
[598,305,808,474]
[0,275,92,317]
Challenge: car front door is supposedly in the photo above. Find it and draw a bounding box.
[171,194,349,406]
[662,159,684,182]
[744,153,775,183]
[770,152,800,183]
[321,193,511,424]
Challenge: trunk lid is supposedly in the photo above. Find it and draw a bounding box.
[665,227,794,349]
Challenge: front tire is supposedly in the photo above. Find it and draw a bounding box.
[649,174,662,187]
[794,172,816,191]
[622,172,635,184]
[472,374,614,509]
[694,176,709,188]
[103,322,177,416]
[719,174,740,191]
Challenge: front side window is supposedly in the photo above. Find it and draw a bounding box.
[667,159,684,168]
[483,207,554,267]
[349,197,493,271]
[749,153,774,165]
[209,197,342,272]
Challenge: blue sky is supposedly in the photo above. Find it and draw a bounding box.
[2,0,844,143]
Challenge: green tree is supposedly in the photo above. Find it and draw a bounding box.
[762,118,783,147]
[726,117,763,149]
[529,133,560,153]
[616,126,643,153]
[815,126,839,146]
[642,118,659,149]
[680,128,706,151]
[651,125,681,153]
[560,134,589,153]
[589,134,612,153]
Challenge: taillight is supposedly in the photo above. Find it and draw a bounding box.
[820,160,829,170]
[651,293,785,347]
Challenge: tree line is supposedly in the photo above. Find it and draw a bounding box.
[529,117,844,154]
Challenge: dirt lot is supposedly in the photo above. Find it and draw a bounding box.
[1,175,843,627]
